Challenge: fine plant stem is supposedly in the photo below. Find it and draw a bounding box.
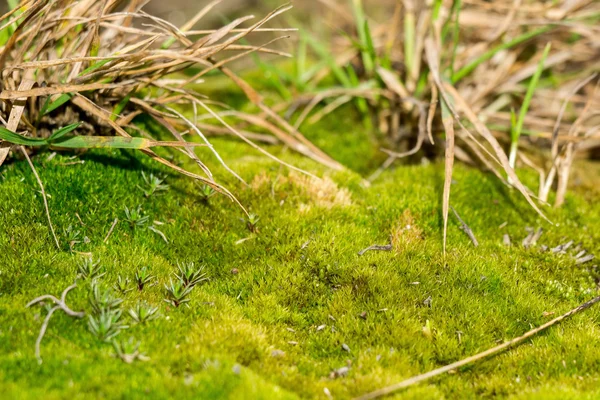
[35,306,59,364]
[440,97,455,256]
[449,0,462,80]
[103,218,119,243]
[450,205,478,247]
[452,26,553,84]
[355,294,600,400]
[403,3,415,82]
[21,147,60,250]
[27,283,84,364]
[509,43,551,175]
[352,0,374,75]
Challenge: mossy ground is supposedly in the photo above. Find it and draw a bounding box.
[1,105,600,400]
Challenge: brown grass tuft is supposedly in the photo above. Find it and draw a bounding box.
[391,209,424,252]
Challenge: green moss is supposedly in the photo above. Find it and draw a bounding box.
[1,124,599,399]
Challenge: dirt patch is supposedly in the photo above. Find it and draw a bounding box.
[252,172,352,211]
[391,210,424,251]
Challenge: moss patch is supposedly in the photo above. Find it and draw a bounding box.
[1,137,599,399]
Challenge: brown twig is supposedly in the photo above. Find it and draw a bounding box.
[358,236,393,256]
[450,206,479,247]
[21,147,60,250]
[27,283,85,364]
[103,217,119,243]
[355,294,600,400]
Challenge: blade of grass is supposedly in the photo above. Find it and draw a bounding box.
[440,97,455,256]
[20,147,60,250]
[452,26,553,84]
[449,0,462,80]
[50,136,206,149]
[300,29,352,87]
[509,43,551,172]
[0,126,207,150]
[39,94,73,116]
[0,128,47,146]
[48,122,82,141]
[352,0,374,75]
[404,1,416,82]
[110,92,133,122]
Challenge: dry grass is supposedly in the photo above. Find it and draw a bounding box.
[0,0,347,219]
[252,171,352,211]
[1,1,598,247]
[258,0,599,251]
[391,209,424,252]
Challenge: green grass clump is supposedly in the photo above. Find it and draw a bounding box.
[1,128,599,398]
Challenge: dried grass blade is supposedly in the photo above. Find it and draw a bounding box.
[440,99,455,255]
[0,75,35,165]
[443,82,549,222]
[425,38,548,223]
[0,81,136,99]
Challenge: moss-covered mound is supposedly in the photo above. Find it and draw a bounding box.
[1,126,599,399]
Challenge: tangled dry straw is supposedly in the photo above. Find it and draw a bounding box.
[271,0,599,251]
[312,1,599,190]
[1,0,599,252]
[0,0,343,211]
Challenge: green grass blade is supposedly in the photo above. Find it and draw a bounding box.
[301,30,352,87]
[363,20,377,65]
[352,0,374,75]
[79,59,111,77]
[509,43,551,171]
[0,128,48,146]
[345,65,369,114]
[296,35,307,83]
[432,0,444,22]
[48,123,82,142]
[110,93,133,122]
[515,43,551,139]
[449,0,462,80]
[50,136,153,149]
[452,26,553,84]
[40,93,73,116]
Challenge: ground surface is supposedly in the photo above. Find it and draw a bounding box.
[1,107,600,400]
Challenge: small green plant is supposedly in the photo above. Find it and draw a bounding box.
[175,262,209,288]
[198,184,216,202]
[88,283,127,342]
[245,213,260,233]
[164,279,194,308]
[77,258,105,281]
[89,284,123,314]
[112,337,149,363]
[88,308,128,342]
[134,267,156,291]
[114,275,133,294]
[123,205,150,229]
[138,172,169,198]
[129,302,160,324]
[63,225,81,251]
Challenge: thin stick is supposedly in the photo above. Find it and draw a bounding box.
[103,218,119,243]
[35,306,59,364]
[354,295,600,400]
[27,283,84,364]
[21,147,60,250]
[450,205,479,247]
[358,237,393,256]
